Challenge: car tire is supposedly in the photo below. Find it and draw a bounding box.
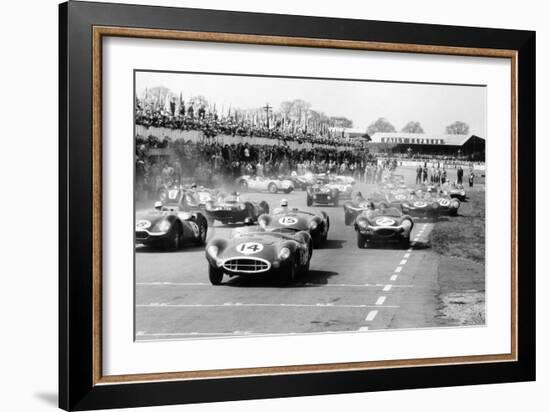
[357,232,367,249]
[169,224,182,250]
[196,219,207,245]
[279,259,297,286]
[209,266,223,285]
[401,236,410,249]
[321,218,329,242]
[283,188,292,194]
[306,196,313,207]
[312,235,321,249]
[344,212,354,226]
[268,183,278,194]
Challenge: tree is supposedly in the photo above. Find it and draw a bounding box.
[367,117,396,136]
[188,95,209,109]
[401,121,424,133]
[445,121,470,135]
[329,116,354,128]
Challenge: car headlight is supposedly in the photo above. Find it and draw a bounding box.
[451,201,460,208]
[258,218,267,228]
[278,247,291,260]
[357,220,368,228]
[207,245,219,257]
[157,220,171,232]
[205,202,212,211]
[309,221,318,230]
[327,196,331,200]
[239,203,246,210]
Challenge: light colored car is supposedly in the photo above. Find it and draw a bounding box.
[236,175,294,194]
[325,175,355,199]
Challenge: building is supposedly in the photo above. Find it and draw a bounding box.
[368,132,485,160]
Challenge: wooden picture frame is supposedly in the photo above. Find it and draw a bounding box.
[59,1,535,410]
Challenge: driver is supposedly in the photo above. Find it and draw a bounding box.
[273,198,289,214]
[153,201,163,211]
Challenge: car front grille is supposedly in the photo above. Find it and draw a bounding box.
[135,231,149,240]
[376,228,397,237]
[223,258,270,273]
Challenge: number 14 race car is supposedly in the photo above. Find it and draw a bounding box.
[205,227,312,286]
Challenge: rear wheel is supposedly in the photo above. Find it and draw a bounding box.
[209,266,223,285]
[400,236,410,249]
[312,234,321,249]
[268,183,278,193]
[357,232,367,249]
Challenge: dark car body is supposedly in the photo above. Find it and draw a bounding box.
[354,208,414,248]
[257,208,329,248]
[135,205,208,249]
[306,182,340,206]
[343,195,390,226]
[204,193,270,224]
[432,194,461,216]
[205,228,312,285]
[441,183,467,201]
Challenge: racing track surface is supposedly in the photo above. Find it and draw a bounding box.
[135,168,448,340]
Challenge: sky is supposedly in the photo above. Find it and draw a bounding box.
[136,71,486,137]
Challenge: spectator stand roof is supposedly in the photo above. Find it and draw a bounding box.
[368,132,485,147]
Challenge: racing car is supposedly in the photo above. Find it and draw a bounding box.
[306,178,340,207]
[257,208,330,248]
[204,192,270,225]
[205,227,312,285]
[135,203,208,249]
[236,175,294,194]
[432,194,461,216]
[343,193,390,226]
[441,182,467,201]
[286,171,317,190]
[324,175,355,200]
[354,206,414,248]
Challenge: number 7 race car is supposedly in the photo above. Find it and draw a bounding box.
[135,204,208,250]
[205,227,312,285]
[354,207,414,249]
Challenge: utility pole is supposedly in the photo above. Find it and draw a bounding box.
[263,103,272,128]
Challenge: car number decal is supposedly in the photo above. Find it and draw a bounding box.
[136,219,151,229]
[414,201,427,208]
[375,217,395,226]
[438,198,450,206]
[278,216,298,225]
[168,189,179,200]
[188,221,200,237]
[236,242,264,254]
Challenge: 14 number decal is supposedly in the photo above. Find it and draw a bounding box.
[236,242,264,254]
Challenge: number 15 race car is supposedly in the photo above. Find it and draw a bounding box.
[135,203,208,250]
[205,227,312,286]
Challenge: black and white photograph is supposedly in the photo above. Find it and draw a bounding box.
[134,70,486,340]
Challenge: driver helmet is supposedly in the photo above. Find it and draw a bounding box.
[280,198,288,208]
[190,183,197,190]
[154,201,163,210]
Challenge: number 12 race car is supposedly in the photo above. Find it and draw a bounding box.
[204,192,270,225]
[135,204,208,250]
[205,227,312,286]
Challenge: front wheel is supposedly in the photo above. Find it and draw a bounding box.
[283,188,293,194]
[279,259,297,286]
[357,232,367,249]
[209,266,224,285]
[169,225,182,250]
[400,236,410,249]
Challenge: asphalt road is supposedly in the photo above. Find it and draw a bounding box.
[134,167,460,340]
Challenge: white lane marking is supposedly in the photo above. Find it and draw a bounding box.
[365,310,378,321]
[358,327,370,331]
[383,284,392,292]
[399,259,407,265]
[404,253,411,258]
[390,275,398,281]
[137,303,400,309]
[137,282,413,288]
[375,296,386,305]
[394,266,403,273]
[407,248,413,252]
